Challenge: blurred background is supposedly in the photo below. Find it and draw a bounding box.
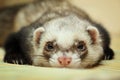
[0,0,120,50]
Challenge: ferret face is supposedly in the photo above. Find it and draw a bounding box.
[41,40,88,68]
[32,15,103,68]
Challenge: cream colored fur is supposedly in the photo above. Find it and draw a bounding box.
[32,15,103,68]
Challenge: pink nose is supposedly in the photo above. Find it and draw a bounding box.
[58,56,72,66]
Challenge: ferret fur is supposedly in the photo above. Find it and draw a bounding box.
[3,0,114,68]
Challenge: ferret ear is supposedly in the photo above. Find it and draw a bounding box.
[33,27,45,45]
[87,26,100,44]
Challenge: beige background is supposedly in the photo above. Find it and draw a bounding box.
[70,0,120,50]
[0,0,120,50]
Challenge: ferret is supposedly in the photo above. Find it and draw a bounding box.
[3,0,114,68]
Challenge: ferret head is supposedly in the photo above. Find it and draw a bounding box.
[32,15,103,68]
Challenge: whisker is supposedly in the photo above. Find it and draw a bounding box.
[74,59,80,62]
[30,55,45,57]
[73,60,81,64]
[49,60,55,63]
[49,57,56,60]
[49,59,56,63]
[74,61,80,64]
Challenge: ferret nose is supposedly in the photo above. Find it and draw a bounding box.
[58,56,72,66]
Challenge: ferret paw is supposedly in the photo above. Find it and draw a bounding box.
[103,47,114,60]
[104,55,113,60]
[4,59,24,65]
[12,59,24,65]
[3,54,31,65]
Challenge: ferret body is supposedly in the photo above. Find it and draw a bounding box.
[0,0,91,46]
[3,0,114,68]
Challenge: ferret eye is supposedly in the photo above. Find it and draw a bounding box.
[45,42,54,51]
[77,41,86,51]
